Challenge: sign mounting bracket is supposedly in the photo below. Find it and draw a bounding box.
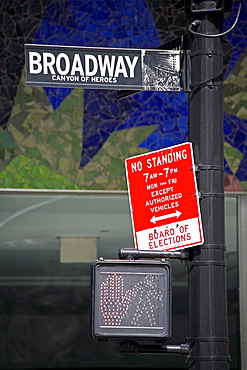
[118,248,189,261]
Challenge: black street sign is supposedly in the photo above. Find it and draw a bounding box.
[25,44,182,91]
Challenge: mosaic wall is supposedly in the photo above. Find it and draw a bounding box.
[0,0,247,190]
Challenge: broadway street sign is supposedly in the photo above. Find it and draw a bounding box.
[125,142,204,251]
[25,44,182,91]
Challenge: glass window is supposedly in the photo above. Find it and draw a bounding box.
[0,192,240,369]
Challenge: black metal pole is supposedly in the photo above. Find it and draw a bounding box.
[187,1,230,369]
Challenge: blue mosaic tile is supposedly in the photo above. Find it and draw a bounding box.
[42,86,72,111]
[224,113,247,153]
[224,113,247,180]
[224,1,247,77]
[81,1,247,169]
[33,0,160,109]
[30,0,247,183]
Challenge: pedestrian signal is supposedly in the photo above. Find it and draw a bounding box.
[91,259,172,340]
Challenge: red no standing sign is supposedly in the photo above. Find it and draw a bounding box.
[125,142,204,251]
